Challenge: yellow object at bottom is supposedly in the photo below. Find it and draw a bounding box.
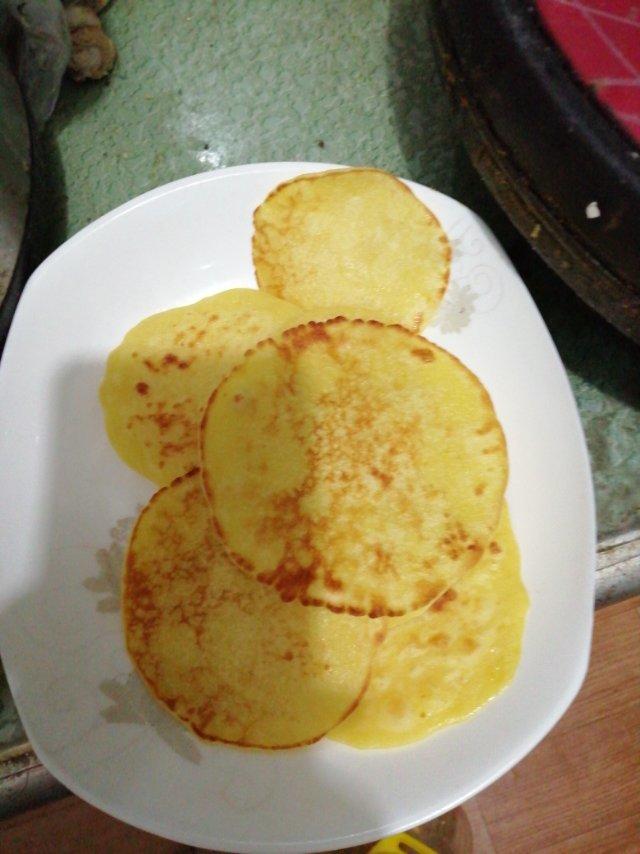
[369,832,437,853]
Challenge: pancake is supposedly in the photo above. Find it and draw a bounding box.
[252,168,451,332]
[201,318,507,617]
[123,470,379,748]
[100,288,301,485]
[331,506,528,748]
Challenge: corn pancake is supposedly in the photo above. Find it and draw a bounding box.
[123,470,379,748]
[287,305,391,326]
[331,506,528,748]
[100,289,301,485]
[201,318,507,617]
[253,168,450,332]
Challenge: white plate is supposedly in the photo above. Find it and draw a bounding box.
[0,163,595,853]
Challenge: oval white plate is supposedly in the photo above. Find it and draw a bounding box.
[0,164,595,853]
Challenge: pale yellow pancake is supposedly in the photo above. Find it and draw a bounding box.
[100,288,301,485]
[253,168,450,332]
[123,470,380,748]
[201,318,507,617]
[331,506,528,748]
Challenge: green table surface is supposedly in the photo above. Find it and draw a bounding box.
[2,0,639,758]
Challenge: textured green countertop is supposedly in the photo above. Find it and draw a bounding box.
[2,0,639,758]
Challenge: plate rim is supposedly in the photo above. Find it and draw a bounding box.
[0,162,596,852]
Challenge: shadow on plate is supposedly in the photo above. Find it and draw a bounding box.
[0,359,391,851]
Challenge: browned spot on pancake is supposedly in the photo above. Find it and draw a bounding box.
[324,570,344,591]
[161,440,195,458]
[234,394,244,404]
[489,541,501,555]
[285,322,331,351]
[374,627,387,644]
[370,466,392,488]
[282,650,293,661]
[411,347,434,363]
[439,526,469,561]
[136,382,149,395]
[476,422,494,436]
[456,524,469,542]
[154,412,177,432]
[482,444,502,455]
[265,565,316,603]
[372,544,398,579]
[429,632,449,648]
[344,603,365,616]
[463,637,478,653]
[160,352,193,370]
[474,482,486,495]
[369,597,389,618]
[181,329,207,350]
[431,587,457,612]
[416,580,441,602]
[143,358,159,373]
[212,515,226,542]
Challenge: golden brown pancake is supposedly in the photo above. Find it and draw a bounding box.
[201,318,507,617]
[100,288,301,485]
[331,505,528,748]
[123,470,380,748]
[252,168,451,332]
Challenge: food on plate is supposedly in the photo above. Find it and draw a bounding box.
[252,168,451,332]
[331,505,528,748]
[201,318,507,618]
[123,470,380,748]
[99,288,301,485]
[102,168,527,753]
